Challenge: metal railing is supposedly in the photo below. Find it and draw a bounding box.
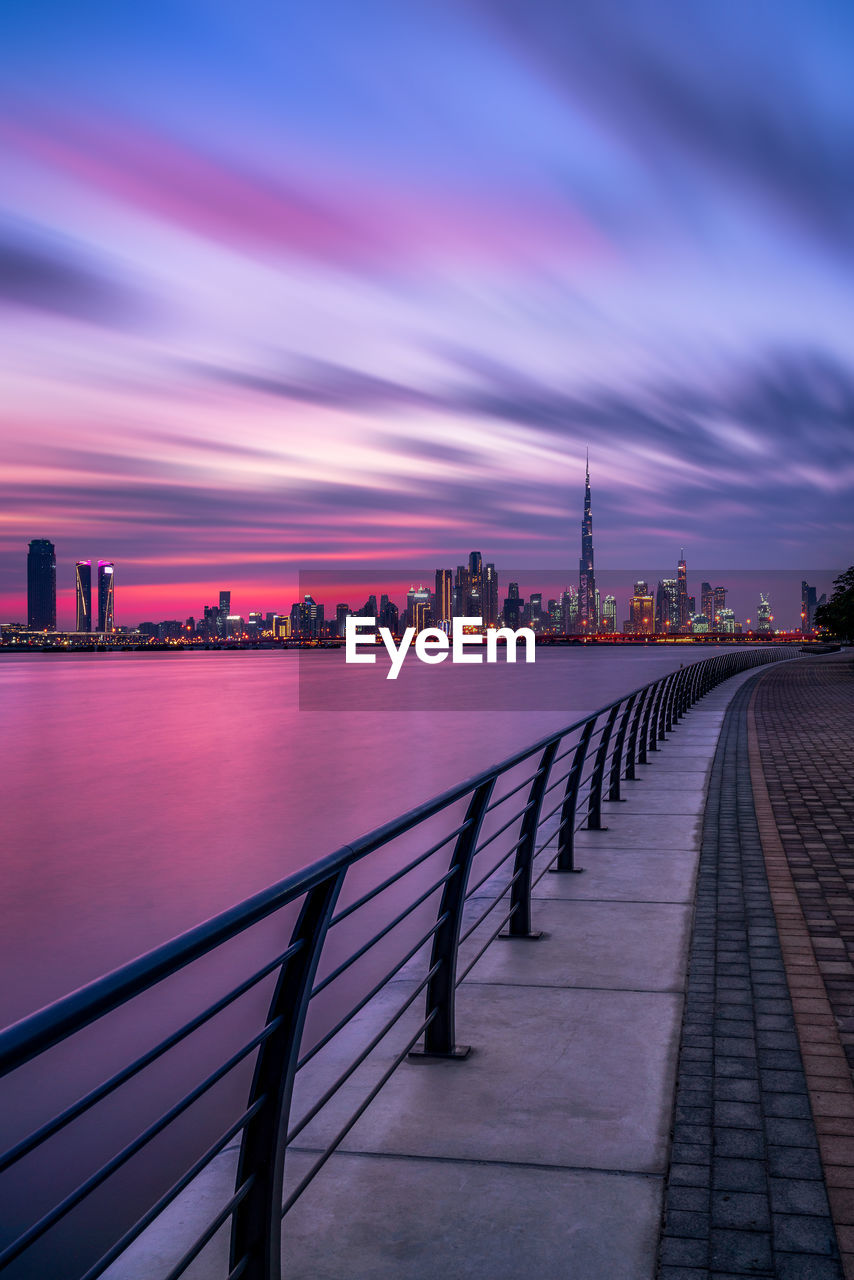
[0,646,797,1279]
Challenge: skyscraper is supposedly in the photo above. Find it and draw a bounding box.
[483,563,498,627]
[701,583,714,627]
[757,594,772,633]
[218,590,231,637]
[98,561,115,631]
[75,560,92,632]
[578,452,596,630]
[435,569,452,623]
[27,539,56,631]
[677,550,689,631]
[656,579,679,632]
[713,586,728,628]
[801,581,817,632]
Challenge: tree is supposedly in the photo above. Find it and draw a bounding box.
[814,567,854,643]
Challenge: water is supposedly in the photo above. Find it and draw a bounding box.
[0,645,737,1028]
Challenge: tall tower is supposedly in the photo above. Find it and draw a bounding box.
[677,550,688,632]
[27,539,56,630]
[578,451,597,630]
[75,560,92,632]
[98,561,115,632]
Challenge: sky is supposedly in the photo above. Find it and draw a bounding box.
[1,0,852,627]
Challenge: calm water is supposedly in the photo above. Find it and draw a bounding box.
[0,645,736,1027]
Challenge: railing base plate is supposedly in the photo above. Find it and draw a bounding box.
[549,866,585,874]
[498,930,544,941]
[407,1045,471,1063]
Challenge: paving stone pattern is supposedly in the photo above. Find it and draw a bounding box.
[658,674,842,1279]
[752,656,854,1073]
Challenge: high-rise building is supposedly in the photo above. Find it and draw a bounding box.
[677,550,689,631]
[218,591,231,637]
[335,603,351,637]
[701,582,714,627]
[757,594,772,633]
[97,565,114,634]
[656,579,679,632]
[602,595,616,633]
[630,582,654,634]
[435,569,452,623]
[406,585,432,632]
[529,592,543,630]
[503,582,523,628]
[483,563,498,627]
[804,583,819,637]
[713,586,727,628]
[27,539,56,630]
[578,452,597,630]
[75,560,92,632]
[453,565,470,617]
[560,587,577,634]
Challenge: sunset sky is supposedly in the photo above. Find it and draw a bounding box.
[1,1,853,627]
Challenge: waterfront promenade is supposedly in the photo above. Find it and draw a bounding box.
[8,649,847,1279]
[93,651,850,1280]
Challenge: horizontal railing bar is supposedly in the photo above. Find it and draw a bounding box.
[78,1106,265,1280]
[297,914,449,1070]
[455,903,519,985]
[483,768,542,814]
[311,871,455,998]
[459,867,524,945]
[281,1009,438,1217]
[329,820,472,926]
[465,835,526,900]
[0,940,303,1174]
[0,1023,280,1267]
[289,962,441,1145]
[162,1175,255,1280]
[471,806,530,859]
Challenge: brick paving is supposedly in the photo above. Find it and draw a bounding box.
[750,653,854,1276]
[658,671,843,1278]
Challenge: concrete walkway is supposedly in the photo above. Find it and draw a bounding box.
[276,671,763,1279]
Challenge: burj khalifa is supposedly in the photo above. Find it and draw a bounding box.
[578,452,597,630]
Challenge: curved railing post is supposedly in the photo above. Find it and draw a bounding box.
[505,741,559,938]
[650,675,670,747]
[409,778,495,1060]
[608,693,636,801]
[231,869,345,1280]
[553,720,595,872]
[587,704,619,829]
[662,671,679,734]
[624,688,648,779]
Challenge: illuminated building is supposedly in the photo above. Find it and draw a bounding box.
[217,590,230,637]
[468,551,483,612]
[757,594,772,633]
[602,595,616,633]
[630,582,654,634]
[75,560,91,632]
[690,614,710,633]
[226,615,243,638]
[380,599,399,633]
[272,614,291,639]
[560,587,577,633]
[677,551,689,631]
[336,603,351,637]
[804,583,819,632]
[701,582,714,627]
[503,582,523,628]
[483,563,498,627]
[406,585,432,632]
[435,570,452,624]
[713,586,727,627]
[453,565,469,616]
[717,608,736,634]
[97,561,115,632]
[27,539,56,630]
[656,579,679,632]
[578,451,597,630]
[529,592,542,630]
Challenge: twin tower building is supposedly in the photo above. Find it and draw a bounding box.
[26,539,114,632]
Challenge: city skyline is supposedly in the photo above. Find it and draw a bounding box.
[1,2,853,625]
